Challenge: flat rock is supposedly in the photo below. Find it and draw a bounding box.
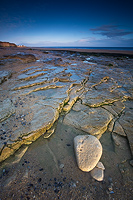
[0,98,15,122]
[112,132,129,150]
[74,135,102,172]
[81,89,124,108]
[64,105,113,136]
[118,102,133,155]
[113,121,126,136]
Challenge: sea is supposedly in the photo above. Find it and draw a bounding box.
[42,47,133,51]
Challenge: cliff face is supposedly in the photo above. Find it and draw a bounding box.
[0,41,17,47]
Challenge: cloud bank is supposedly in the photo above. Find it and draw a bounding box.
[90,25,133,38]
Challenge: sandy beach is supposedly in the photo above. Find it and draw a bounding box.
[0,47,133,200]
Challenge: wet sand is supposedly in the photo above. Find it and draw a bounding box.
[0,47,133,200]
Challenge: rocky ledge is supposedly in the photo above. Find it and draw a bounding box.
[0,48,133,199]
[0,48,132,165]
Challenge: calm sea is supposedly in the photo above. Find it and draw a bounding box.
[42,47,133,51]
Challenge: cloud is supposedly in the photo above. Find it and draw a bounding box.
[90,25,133,38]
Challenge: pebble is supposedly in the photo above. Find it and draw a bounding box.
[96,162,105,170]
[39,168,44,171]
[59,164,64,169]
[90,167,104,181]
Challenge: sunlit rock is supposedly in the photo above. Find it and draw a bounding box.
[74,135,102,172]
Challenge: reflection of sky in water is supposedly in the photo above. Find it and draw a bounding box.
[20,66,39,72]
[83,61,89,63]
[71,63,77,66]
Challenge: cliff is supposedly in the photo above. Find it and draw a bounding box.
[0,41,17,47]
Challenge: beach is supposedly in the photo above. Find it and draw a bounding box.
[0,47,133,200]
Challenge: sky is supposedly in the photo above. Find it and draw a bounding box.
[0,0,133,47]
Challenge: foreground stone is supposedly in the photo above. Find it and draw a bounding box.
[90,167,104,181]
[74,135,102,172]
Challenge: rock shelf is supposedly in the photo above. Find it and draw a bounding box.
[0,49,133,162]
[0,47,133,199]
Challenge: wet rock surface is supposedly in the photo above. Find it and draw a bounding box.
[0,47,133,199]
[3,53,36,63]
[0,70,12,84]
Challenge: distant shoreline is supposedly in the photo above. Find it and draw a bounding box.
[31,47,133,56]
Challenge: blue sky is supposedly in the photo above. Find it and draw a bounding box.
[0,0,133,47]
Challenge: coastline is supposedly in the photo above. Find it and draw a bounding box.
[30,47,133,56]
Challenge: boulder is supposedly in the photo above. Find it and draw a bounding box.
[74,135,102,172]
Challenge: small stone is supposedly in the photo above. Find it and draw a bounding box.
[59,164,64,169]
[38,178,42,182]
[90,167,104,181]
[39,168,44,171]
[66,144,71,146]
[108,184,113,191]
[110,191,114,194]
[74,135,102,172]
[54,188,59,193]
[96,162,105,170]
